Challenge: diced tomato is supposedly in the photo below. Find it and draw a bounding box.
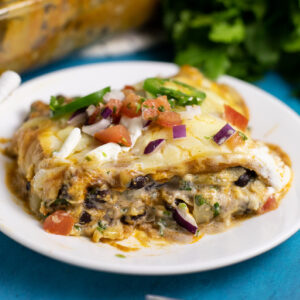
[224,105,248,131]
[226,132,245,150]
[142,99,159,121]
[88,106,101,125]
[124,85,135,91]
[121,92,142,118]
[259,196,278,214]
[142,96,171,121]
[94,124,132,146]
[43,210,74,236]
[156,111,182,128]
[106,99,122,117]
[154,96,171,111]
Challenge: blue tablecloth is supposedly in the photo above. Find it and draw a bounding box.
[1,46,299,300]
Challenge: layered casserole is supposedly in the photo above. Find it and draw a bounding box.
[6,65,292,244]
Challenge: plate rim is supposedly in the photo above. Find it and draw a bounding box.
[0,61,299,275]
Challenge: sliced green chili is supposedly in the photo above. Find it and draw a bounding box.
[50,86,111,118]
[143,78,206,106]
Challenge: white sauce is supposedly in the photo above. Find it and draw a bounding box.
[120,116,143,148]
[53,128,81,159]
[85,116,143,163]
[250,146,291,190]
[86,142,122,162]
[212,146,291,191]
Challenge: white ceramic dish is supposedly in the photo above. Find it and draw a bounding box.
[0,61,299,275]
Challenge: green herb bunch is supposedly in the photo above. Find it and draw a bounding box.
[163,0,300,85]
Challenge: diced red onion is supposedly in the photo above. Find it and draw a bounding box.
[173,206,198,234]
[213,123,236,145]
[86,105,96,117]
[69,107,86,119]
[143,120,152,128]
[173,124,186,139]
[68,108,87,126]
[103,90,125,103]
[82,118,111,136]
[101,107,112,119]
[144,139,165,154]
[180,105,201,120]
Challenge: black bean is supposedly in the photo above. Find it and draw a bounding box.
[175,199,186,206]
[26,181,31,191]
[131,211,146,220]
[145,181,166,191]
[128,176,150,190]
[144,182,156,191]
[164,202,174,212]
[234,169,257,187]
[79,211,91,224]
[57,184,71,200]
[120,215,130,225]
[84,187,108,209]
[51,184,70,207]
[51,198,69,207]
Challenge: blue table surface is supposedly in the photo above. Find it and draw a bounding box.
[0,46,299,300]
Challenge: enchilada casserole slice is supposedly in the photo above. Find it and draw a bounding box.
[6,66,292,243]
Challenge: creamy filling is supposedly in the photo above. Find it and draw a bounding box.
[29,166,271,242]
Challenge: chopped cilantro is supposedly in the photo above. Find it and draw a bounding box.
[195,195,206,206]
[85,156,92,161]
[113,106,117,114]
[195,229,201,237]
[158,105,165,112]
[238,131,248,141]
[168,98,176,108]
[204,136,213,140]
[180,181,192,191]
[49,96,64,111]
[102,152,107,157]
[115,254,126,259]
[163,210,172,217]
[74,225,81,230]
[52,198,69,206]
[136,102,141,113]
[96,221,107,233]
[157,222,165,236]
[213,202,220,217]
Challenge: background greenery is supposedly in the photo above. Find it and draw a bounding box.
[163,0,300,90]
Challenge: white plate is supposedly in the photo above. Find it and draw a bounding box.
[0,62,299,275]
